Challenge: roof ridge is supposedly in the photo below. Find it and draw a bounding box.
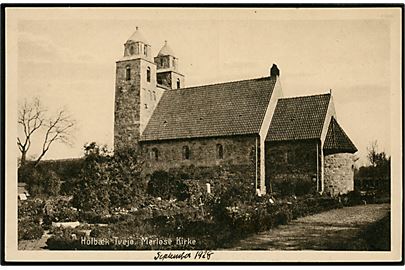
[168,76,274,92]
[279,93,331,100]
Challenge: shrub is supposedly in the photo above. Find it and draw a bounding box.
[43,197,78,223]
[18,199,45,221]
[18,219,44,241]
[273,178,315,196]
[147,170,190,201]
[46,226,86,250]
[18,164,64,197]
[294,179,314,196]
[274,207,292,225]
[341,190,363,206]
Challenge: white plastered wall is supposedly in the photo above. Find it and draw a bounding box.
[319,94,337,193]
[258,77,283,194]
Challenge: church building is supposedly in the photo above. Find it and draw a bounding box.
[114,27,357,196]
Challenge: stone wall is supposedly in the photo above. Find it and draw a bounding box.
[114,58,159,150]
[265,140,319,194]
[114,59,142,150]
[324,153,355,196]
[140,135,259,191]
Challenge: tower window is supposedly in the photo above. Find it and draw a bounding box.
[129,46,134,55]
[147,67,151,82]
[182,146,190,160]
[153,91,156,101]
[172,58,176,68]
[144,44,148,56]
[151,148,159,161]
[160,58,164,68]
[177,78,181,89]
[216,144,224,159]
[135,43,139,54]
[125,66,131,81]
[148,90,152,100]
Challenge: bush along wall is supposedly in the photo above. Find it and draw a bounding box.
[45,178,347,250]
[42,161,364,250]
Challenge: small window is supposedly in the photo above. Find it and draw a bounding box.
[129,46,134,55]
[172,58,176,68]
[216,144,224,159]
[153,91,156,101]
[148,90,152,100]
[144,45,148,56]
[160,58,164,68]
[151,148,159,161]
[147,67,151,82]
[144,103,148,109]
[125,66,131,81]
[182,146,190,160]
[177,78,181,89]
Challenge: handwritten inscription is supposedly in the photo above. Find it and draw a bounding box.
[154,250,214,261]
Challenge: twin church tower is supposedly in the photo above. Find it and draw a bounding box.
[114,27,185,150]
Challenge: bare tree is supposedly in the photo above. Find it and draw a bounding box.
[34,110,75,165]
[17,97,75,167]
[17,98,45,166]
[367,140,379,167]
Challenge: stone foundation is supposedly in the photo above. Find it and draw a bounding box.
[324,153,355,196]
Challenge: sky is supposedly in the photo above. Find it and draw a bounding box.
[10,8,400,166]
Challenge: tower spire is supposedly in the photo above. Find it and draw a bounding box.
[154,40,184,89]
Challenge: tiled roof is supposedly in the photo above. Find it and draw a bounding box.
[140,76,277,141]
[127,27,149,44]
[158,41,175,56]
[324,117,357,153]
[266,94,331,141]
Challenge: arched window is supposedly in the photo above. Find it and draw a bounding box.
[177,78,181,89]
[182,146,190,160]
[125,66,131,81]
[144,44,148,56]
[129,46,134,55]
[147,67,151,82]
[151,148,159,161]
[216,144,224,159]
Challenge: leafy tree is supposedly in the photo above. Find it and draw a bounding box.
[71,143,110,214]
[44,171,62,196]
[72,142,145,215]
[108,147,145,208]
